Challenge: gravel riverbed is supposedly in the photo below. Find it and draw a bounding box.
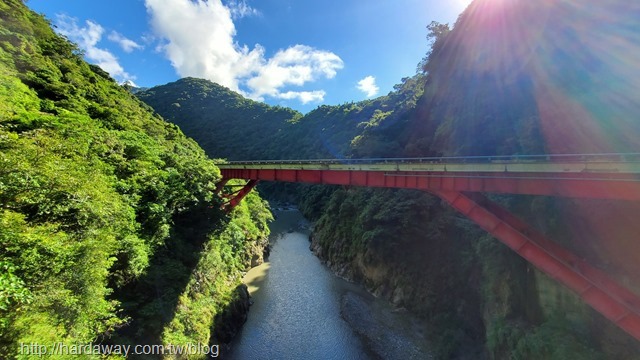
[340,291,433,360]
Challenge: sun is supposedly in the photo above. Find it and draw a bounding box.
[456,0,474,10]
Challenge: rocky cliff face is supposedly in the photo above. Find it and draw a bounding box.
[310,235,413,307]
[304,188,640,359]
[212,284,252,351]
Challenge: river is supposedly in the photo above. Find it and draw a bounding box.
[226,209,432,360]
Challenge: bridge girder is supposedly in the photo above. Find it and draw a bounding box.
[431,190,640,340]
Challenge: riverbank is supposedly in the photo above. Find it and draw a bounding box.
[340,291,432,359]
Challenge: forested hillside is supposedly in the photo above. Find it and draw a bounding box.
[137,78,302,160]
[138,0,640,358]
[0,1,272,358]
[137,73,427,161]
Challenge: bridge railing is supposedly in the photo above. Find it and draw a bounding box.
[218,153,640,166]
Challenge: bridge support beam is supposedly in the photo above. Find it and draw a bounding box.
[430,190,640,341]
[220,179,259,212]
[214,178,229,195]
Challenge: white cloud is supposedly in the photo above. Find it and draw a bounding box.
[123,79,139,88]
[246,45,343,101]
[108,31,143,53]
[54,15,135,83]
[356,76,379,97]
[144,0,343,104]
[277,90,326,104]
[226,0,260,19]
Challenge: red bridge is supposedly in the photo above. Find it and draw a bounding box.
[216,153,640,342]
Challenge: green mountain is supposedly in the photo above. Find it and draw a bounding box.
[137,0,640,359]
[136,73,428,161]
[0,0,272,358]
[137,78,302,160]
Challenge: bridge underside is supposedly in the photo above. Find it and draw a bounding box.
[217,167,640,342]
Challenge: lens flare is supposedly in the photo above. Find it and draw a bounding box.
[441,0,640,153]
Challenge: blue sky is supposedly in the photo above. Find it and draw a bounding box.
[27,0,470,112]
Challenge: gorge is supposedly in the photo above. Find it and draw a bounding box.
[2,0,640,359]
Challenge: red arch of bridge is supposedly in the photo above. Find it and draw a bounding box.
[216,155,640,342]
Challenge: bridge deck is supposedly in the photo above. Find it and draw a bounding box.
[217,154,640,200]
[217,159,640,174]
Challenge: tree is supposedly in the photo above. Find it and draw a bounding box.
[417,21,451,74]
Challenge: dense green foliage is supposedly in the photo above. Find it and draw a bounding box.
[137,79,302,160]
[0,1,271,358]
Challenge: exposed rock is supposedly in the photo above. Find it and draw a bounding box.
[391,286,406,306]
[212,284,251,353]
[340,292,432,360]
